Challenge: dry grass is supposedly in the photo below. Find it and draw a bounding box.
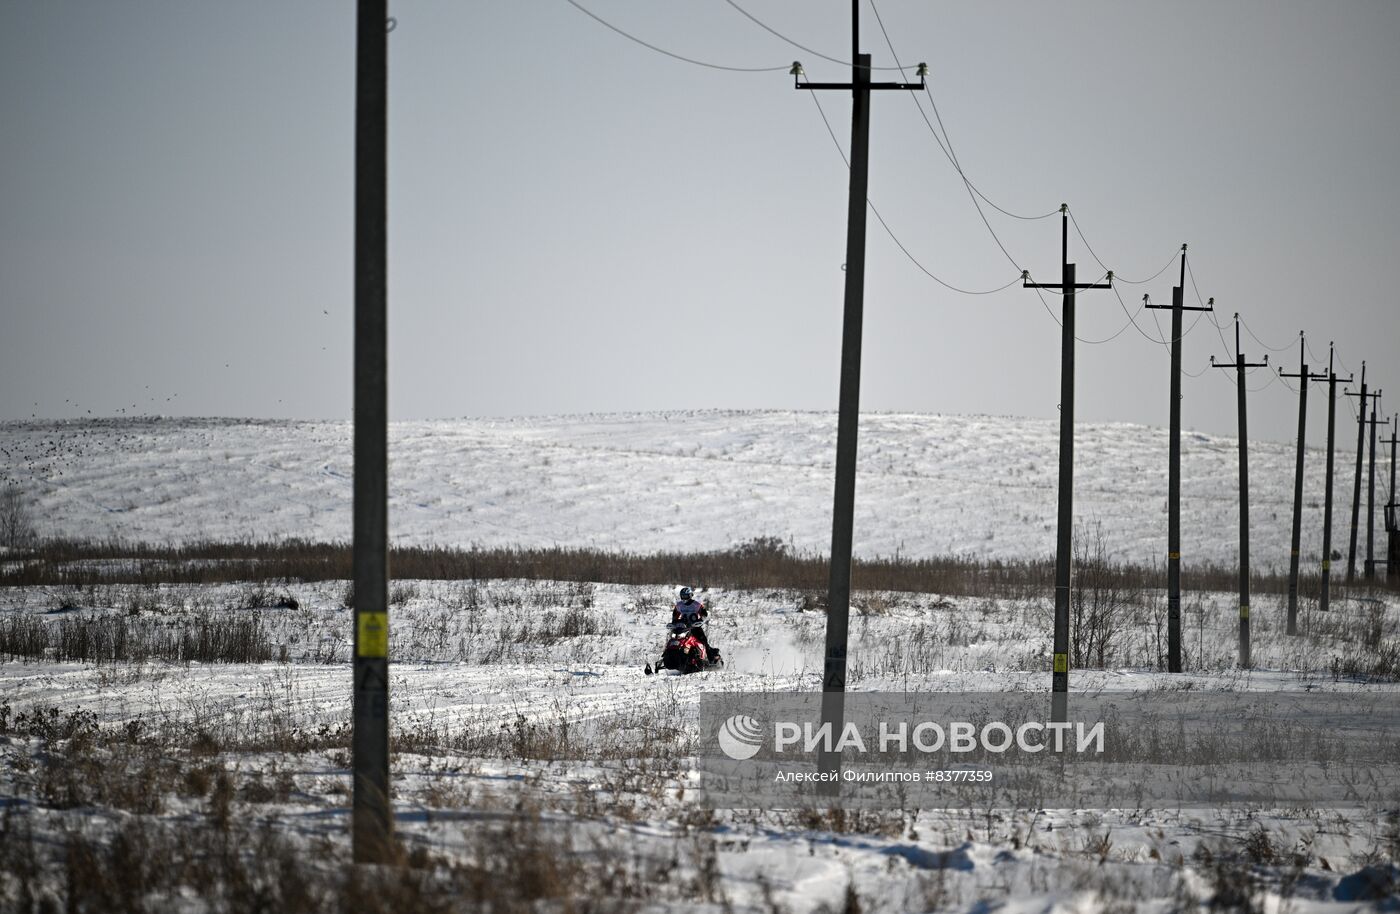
[10,535,1392,601]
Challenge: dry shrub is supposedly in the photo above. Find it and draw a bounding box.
[0,611,275,665]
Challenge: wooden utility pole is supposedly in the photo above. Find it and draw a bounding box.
[1278,333,1327,635]
[793,1,924,781]
[1343,363,1372,583]
[353,0,391,864]
[1144,247,1211,669]
[1023,206,1113,721]
[1212,315,1268,667]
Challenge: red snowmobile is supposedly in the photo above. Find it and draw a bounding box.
[644,621,723,675]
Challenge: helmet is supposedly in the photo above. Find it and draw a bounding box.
[679,586,693,601]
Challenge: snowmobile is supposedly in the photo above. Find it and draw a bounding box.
[644,621,723,675]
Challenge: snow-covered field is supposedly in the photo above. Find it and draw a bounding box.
[2,412,1397,911]
[2,578,1397,911]
[0,410,1367,568]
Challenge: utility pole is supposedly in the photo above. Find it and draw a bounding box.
[352,0,391,864]
[1311,345,1352,613]
[1144,247,1211,670]
[1343,363,1372,583]
[1023,206,1113,721]
[1212,315,1268,668]
[1278,333,1328,635]
[1362,394,1384,579]
[1385,416,1398,583]
[792,1,924,781]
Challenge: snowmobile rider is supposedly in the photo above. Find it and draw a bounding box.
[672,586,710,648]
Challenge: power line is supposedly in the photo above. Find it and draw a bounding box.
[722,0,905,70]
[808,92,1023,295]
[863,0,1059,226]
[1240,318,1294,353]
[1305,335,1327,366]
[1110,285,1189,348]
[564,0,790,72]
[1067,209,1180,285]
[862,0,1056,286]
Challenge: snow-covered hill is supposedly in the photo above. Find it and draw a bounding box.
[0,410,1371,569]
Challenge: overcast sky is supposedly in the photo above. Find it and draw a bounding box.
[2,1,1397,448]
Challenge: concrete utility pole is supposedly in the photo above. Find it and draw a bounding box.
[1144,247,1212,670]
[1312,345,1352,613]
[1023,206,1113,721]
[1212,315,1268,668]
[352,0,391,864]
[1362,394,1384,579]
[793,1,924,781]
[1343,363,1372,583]
[1279,333,1328,635]
[1385,416,1398,583]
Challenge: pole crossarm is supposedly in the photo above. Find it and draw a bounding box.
[1280,367,1330,381]
[1145,298,1214,313]
[1023,271,1114,291]
[1313,372,1355,388]
[797,80,926,91]
[792,61,926,93]
[1213,358,1270,371]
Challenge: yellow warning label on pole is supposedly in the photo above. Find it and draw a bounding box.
[358,612,388,658]
[1321,560,1331,571]
[1168,552,1180,560]
[1240,604,1250,619]
[1053,653,1069,673]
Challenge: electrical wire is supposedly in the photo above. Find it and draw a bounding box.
[871,0,1060,222]
[863,0,1056,296]
[564,0,790,72]
[911,86,1061,220]
[864,0,1058,226]
[1304,336,1326,368]
[722,0,905,70]
[1211,363,1282,393]
[808,92,1023,295]
[1083,294,1151,345]
[1240,318,1295,354]
[1109,285,1194,349]
[1067,209,1181,285]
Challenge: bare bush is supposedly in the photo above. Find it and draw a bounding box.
[1071,521,1140,669]
[0,485,37,550]
[0,611,277,665]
